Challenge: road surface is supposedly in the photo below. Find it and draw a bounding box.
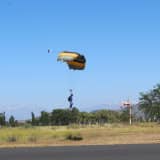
[0,144,160,160]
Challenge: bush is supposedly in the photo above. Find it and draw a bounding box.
[65,132,83,141]
[7,135,17,142]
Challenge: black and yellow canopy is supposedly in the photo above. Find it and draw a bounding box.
[57,51,86,70]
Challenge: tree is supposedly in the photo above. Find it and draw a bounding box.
[39,111,50,126]
[51,109,70,125]
[139,84,160,122]
[0,112,6,126]
[94,110,108,124]
[9,115,16,127]
[50,108,80,125]
[94,110,116,124]
[120,107,130,122]
[70,107,80,123]
[79,112,90,124]
[31,112,37,126]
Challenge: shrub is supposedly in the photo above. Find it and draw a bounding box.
[7,135,17,142]
[65,132,83,141]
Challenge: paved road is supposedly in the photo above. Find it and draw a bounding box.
[0,144,160,160]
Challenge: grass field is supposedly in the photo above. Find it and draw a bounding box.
[0,123,160,148]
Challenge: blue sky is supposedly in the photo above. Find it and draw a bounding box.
[0,0,160,119]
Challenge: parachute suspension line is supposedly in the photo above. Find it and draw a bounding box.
[57,50,86,97]
[66,69,75,109]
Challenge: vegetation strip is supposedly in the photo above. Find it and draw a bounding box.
[0,123,160,148]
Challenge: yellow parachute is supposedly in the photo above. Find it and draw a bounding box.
[57,51,86,70]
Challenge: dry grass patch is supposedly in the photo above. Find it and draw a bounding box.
[0,123,160,147]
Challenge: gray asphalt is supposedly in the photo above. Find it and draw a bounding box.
[0,144,160,160]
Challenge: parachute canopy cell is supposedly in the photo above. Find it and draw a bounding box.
[57,51,86,70]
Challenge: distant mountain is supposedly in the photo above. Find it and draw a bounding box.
[80,104,121,112]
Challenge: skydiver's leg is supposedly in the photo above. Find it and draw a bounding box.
[69,102,72,108]
[69,102,73,109]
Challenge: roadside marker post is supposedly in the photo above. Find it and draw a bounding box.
[123,100,132,125]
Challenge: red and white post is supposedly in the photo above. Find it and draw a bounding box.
[123,100,132,125]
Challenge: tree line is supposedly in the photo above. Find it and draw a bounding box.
[0,108,129,127]
[30,108,122,126]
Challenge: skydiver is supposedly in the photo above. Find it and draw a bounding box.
[68,89,73,109]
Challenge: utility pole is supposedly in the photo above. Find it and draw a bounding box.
[123,100,132,125]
